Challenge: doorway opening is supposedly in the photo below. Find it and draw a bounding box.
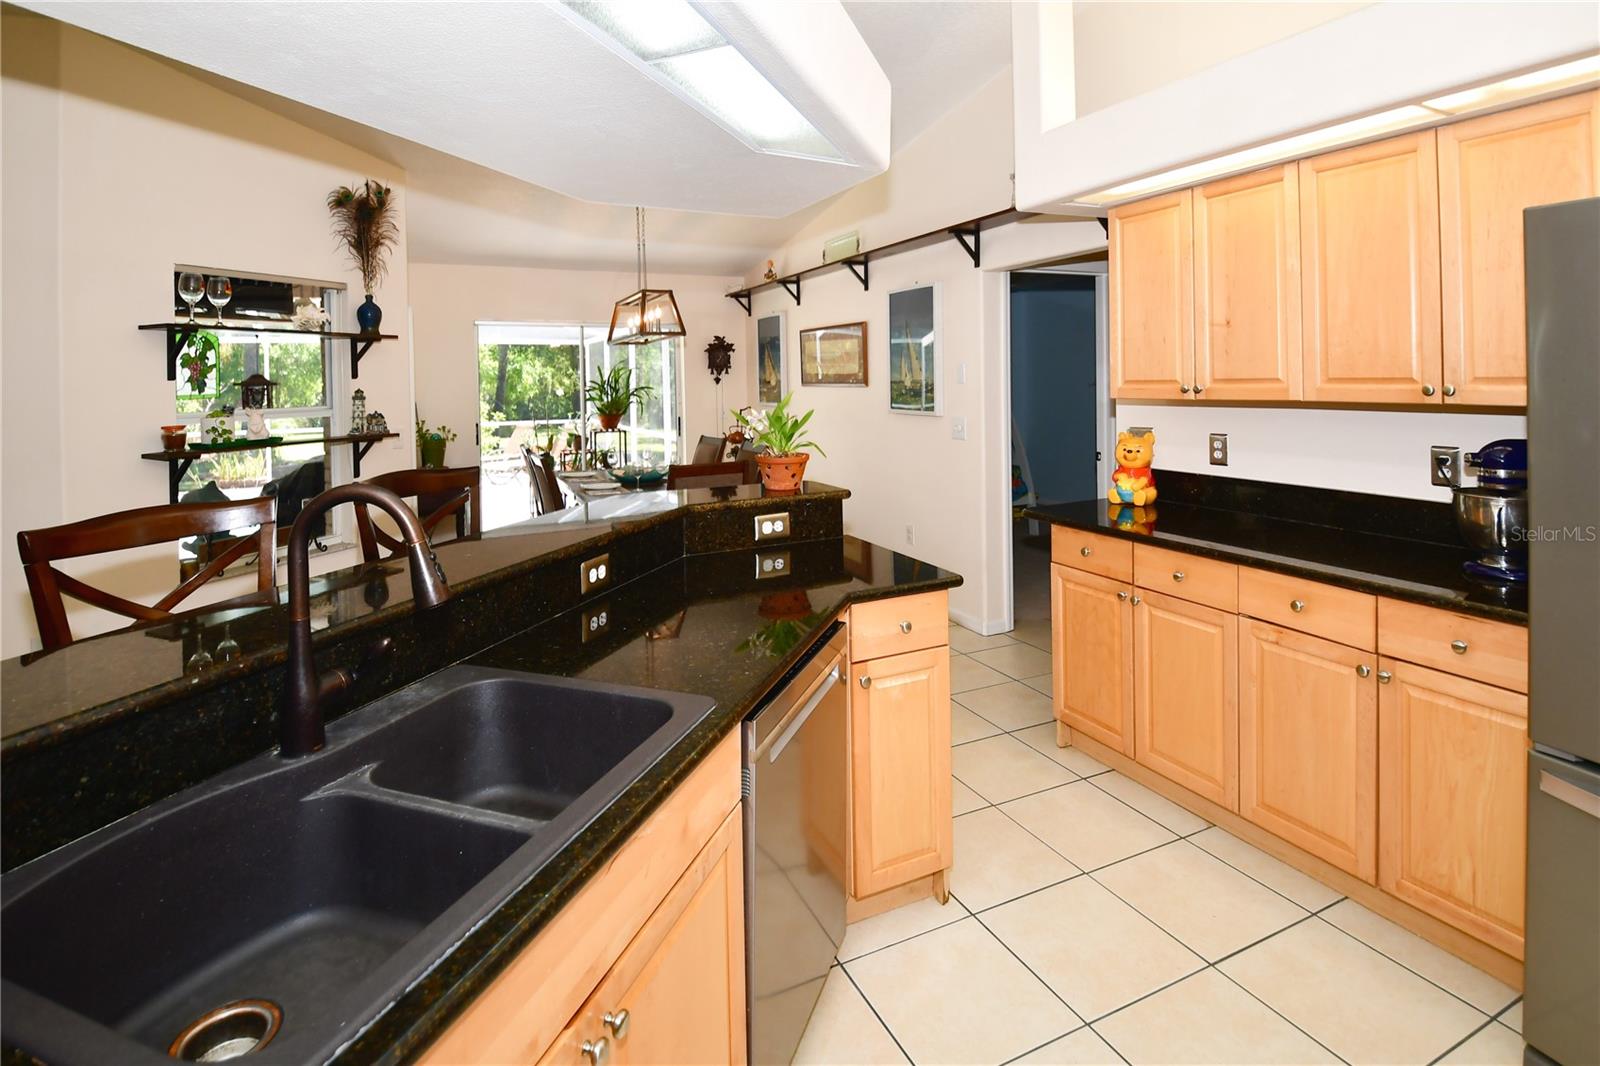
[1006,268,1108,637]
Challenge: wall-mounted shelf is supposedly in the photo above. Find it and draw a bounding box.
[724,207,1031,315]
[141,432,398,503]
[138,323,399,382]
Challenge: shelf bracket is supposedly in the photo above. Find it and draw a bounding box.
[845,257,869,291]
[1098,217,1110,236]
[352,437,379,478]
[728,290,753,316]
[780,276,801,306]
[166,457,195,505]
[165,324,199,383]
[348,337,378,381]
[950,226,981,268]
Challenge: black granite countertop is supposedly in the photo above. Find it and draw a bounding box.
[1024,493,1527,624]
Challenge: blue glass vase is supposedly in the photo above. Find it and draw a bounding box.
[356,294,383,333]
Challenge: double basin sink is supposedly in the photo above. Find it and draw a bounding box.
[1,666,714,1064]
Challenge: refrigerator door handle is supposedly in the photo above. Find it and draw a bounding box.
[1540,770,1600,820]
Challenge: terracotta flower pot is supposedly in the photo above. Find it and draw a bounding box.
[757,452,808,494]
[597,412,623,430]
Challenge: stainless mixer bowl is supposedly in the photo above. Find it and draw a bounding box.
[1454,487,1529,557]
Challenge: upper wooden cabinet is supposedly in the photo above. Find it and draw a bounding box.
[1299,130,1443,403]
[1110,189,1194,399]
[1438,90,1600,405]
[1194,164,1303,401]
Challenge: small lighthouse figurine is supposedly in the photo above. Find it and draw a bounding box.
[351,388,367,431]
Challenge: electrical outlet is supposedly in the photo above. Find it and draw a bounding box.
[1208,433,1229,466]
[755,549,791,580]
[951,417,967,441]
[1431,445,1461,487]
[581,602,611,643]
[580,553,611,593]
[753,512,790,542]
[905,524,914,545]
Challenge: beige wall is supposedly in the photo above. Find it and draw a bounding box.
[409,263,747,470]
[1071,2,1368,118]
[1,14,417,657]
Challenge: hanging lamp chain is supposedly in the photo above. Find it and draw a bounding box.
[634,206,647,291]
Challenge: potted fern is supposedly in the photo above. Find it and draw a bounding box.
[731,392,824,494]
[584,364,653,431]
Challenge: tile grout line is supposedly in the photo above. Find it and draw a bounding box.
[1208,963,1354,1065]
[1310,911,1511,1020]
[836,961,918,1066]
[1425,1011,1503,1066]
[966,906,1091,1028]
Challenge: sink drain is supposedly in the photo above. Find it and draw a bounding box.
[168,999,282,1062]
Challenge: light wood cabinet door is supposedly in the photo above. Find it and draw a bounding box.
[1240,620,1378,881]
[1194,164,1303,401]
[1378,658,1528,959]
[1439,90,1600,406]
[851,646,952,898]
[1134,590,1239,809]
[540,808,747,1066]
[1052,564,1135,756]
[1110,189,1194,399]
[1299,131,1443,404]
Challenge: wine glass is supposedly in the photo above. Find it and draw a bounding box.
[178,272,205,322]
[186,644,214,673]
[206,275,233,326]
[215,623,241,662]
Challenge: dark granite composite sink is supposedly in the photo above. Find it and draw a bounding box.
[0,666,713,1065]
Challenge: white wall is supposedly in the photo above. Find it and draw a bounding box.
[409,263,746,469]
[1115,404,1527,504]
[0,14,417,657]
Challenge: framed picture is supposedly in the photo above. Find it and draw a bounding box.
[799,321,868,386]
[888,283,939,414]
[756,312,785,406]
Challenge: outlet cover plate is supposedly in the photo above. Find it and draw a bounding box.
[580,553,611,593]
[754,512,791,542]
[755,549,791,580]
[1431,445,1461,487]
[1209,433,1229,466]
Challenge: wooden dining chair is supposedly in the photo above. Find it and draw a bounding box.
[691,434,728,464]
[666,460,757,490]
[18,496,277,652]
[522,445,566,516]
[354,467,479,562]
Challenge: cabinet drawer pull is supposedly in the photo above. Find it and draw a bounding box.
[1080,546,1092,557]
[1130,594,1142,606]
[1451,639,1469,655]
[899,620,913,634]
[1116,591,1129,601]
[859,675,871,689]
[1290,599,1306,613]
[582,1038,610,1066]
[1172,570,1185,583]
[603,1010,630,1039]
[1377,670,1393,684]
[1356,664,1371,678]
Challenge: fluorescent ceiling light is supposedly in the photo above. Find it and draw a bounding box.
[563,0,845,163]
[1425,53,1600,114]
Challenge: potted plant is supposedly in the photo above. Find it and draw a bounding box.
[415,418,457,469]
[584,364,653,431]
[327,179,398,334]
[731,392,824,494]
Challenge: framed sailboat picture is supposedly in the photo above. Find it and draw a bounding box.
[757,312,785,406]
[799,321,868,386]
[888,283,939,414]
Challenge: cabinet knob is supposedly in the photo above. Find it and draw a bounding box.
[1443,384,1457,397]
[1116,591,1129,601]
[1451,639,1469,655]
[859,675,871,689]
[1356,664,1371,678]
[1180,384,1192,394]
[603,1010,630,1039]
[1290,599,1306,613]
[1421,384,1437,397]
[1130,594,1142,606]
[1377,670,1393,684]
[1172,571,1185,583]
[1080,546,1092,557]
[899,620,913,634]
[1193,385,1205,396]
[582,1038,610,1066]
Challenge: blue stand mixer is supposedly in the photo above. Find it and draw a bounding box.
[1455,438,1529,583]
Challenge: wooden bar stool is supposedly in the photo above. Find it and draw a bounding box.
[354,467,479,562]
[18,497,277,651]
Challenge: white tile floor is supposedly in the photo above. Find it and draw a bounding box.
[793,623,1524,1066]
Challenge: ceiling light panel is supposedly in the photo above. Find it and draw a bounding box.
[562,0,845,163]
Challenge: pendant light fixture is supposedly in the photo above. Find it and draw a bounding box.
[609,207,686,346]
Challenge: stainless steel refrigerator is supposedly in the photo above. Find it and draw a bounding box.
[1524,196,1600,1066]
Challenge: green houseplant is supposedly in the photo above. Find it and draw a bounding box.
[415,418,458,469]
[584,365,653,431]
[731,392,824,494]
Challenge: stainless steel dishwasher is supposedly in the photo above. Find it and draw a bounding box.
[744,623,849,1065]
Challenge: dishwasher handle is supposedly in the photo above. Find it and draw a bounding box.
[762,664,841,764]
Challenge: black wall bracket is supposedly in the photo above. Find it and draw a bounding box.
[349,337,378,380]
[950,226,981,268]
[164,457,196,505]
[162,323,199,382]
[351,436,379,478]
[845,257,869,291]
[728,290,753,316]
[780,276,801,305]
[1098,217,1110,235]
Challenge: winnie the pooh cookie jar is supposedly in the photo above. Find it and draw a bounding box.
[1108,429,1158,506]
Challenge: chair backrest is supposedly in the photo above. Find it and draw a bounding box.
[18,496,277,652]
[354,467,479,562]
[728,440,768,463]
[522,446,565,515]
[666,460,757,490]
[691,434,728,465]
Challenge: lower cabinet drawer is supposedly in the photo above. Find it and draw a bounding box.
[850,590,948,662]
[1051,526,1134,582]
[1239,568,1376,652]
[1134,544,1238,612]
[1378,598,1528,693]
